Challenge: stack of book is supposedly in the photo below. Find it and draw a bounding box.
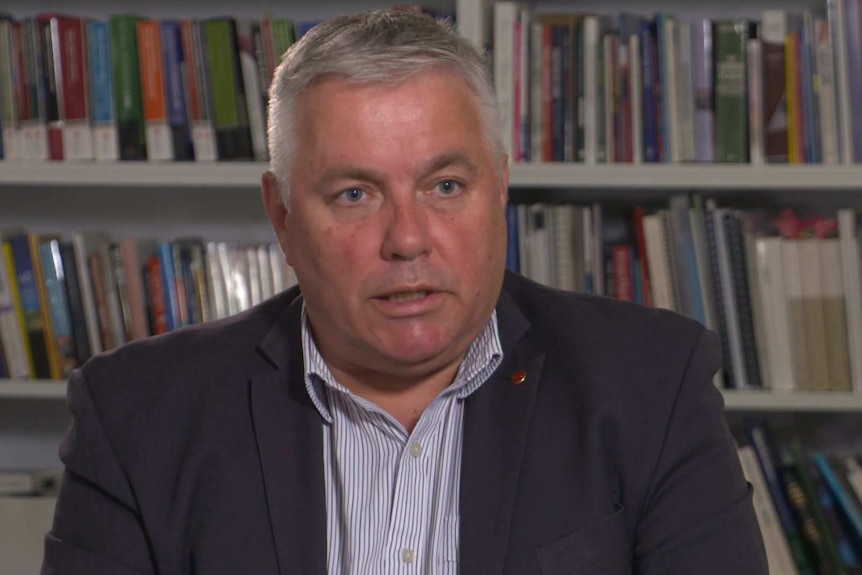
[0,233,296,380]
[739,421,862,574]
[493,1,862,164]
[0,6,452,163]
[506,199,862,393]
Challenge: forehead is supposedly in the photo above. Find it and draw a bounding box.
[292,70,491,167]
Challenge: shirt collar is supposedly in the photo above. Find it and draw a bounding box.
[300,304,504,423]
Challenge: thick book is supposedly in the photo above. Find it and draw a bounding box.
[51,15,94,160]
[137,20,173,161]
[761,11,792,162]
[0,242,32,378]
[691,20,714,163]
[160,20,194,161]
[109,15,147,160]
[86,20,120,161]
[58,242,91,364]
[714,20,749,163]
[39,240,78,379]
[202,18,253,160]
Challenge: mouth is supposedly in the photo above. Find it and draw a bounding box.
[384,290,430,303]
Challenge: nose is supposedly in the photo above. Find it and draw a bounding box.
[381,193,433,261]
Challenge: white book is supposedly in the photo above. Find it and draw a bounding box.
[828,0,854,163]
[781,240,810,391]
[247,245,263,306]
[205,242,228,320]
[754,238,796,391]
[838,209,862,393]
[643,213,674,311]
[737,446,800,575]
[582,16,600,164]
[815,18,840,164]
[798,239,831,391]
[819,239,853,391]
[257,245,274,301]
[676,22,696,162]
[494,2,521,158]
[0,246,32,378]
[747,38,765,165]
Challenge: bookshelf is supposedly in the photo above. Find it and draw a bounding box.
[3,379,862,412]
[8,162,862,190]
[3,0,862,570]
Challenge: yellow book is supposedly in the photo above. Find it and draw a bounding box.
[785,35,798,164]
[27,234,63,381]
[2,243,36,378]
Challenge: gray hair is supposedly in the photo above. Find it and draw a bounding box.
[266,9,503,205]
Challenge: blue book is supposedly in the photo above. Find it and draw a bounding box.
[161,20,194,161]
[655,13,672,162]
[813,454,862,547]
[39,240,77,377]
[87,20,119,160]
[668,196,707,326]
[7,235,52,379]
[158,243,180,331]
[640,19,659,163]
[809,460,862,569]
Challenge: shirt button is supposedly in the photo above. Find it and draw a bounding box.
[402,548,415,564]
[409,442,423,458]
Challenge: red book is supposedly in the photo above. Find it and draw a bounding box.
[55,15,93,160]
[634,207,653,307]
[613,245,634,301]
[146,256,169,335]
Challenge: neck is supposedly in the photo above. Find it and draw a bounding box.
[327,357,464,433]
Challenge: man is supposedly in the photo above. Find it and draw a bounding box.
[42,10,767,575]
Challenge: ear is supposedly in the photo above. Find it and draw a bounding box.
[261,171,294,265]
[498,152,510,208]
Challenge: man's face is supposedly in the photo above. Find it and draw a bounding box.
[264,69,509,379]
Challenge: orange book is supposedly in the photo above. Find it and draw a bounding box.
[136,20,173,160]
[785,33,804,163]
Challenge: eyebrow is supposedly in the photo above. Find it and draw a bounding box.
[315,150,481,189]
[416,151,481,179]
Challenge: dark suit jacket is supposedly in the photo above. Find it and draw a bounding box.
[42,272,767,575]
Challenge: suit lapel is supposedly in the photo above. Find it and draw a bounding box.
[460,288,544,575]
[250,296,327,575]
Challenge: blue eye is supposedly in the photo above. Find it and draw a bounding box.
[340,188,364,202]
[436,180,461,194]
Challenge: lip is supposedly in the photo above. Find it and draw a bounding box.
[371,289,443,317]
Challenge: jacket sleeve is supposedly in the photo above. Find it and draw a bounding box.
[41,369,155,575]
[634,328,769,575]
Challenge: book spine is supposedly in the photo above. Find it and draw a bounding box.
[160,20,193,161]
[109,15,146,160]
[726,212,762,387]
[236,19,267,161]
[157,243,179,331]
[493,2,517,158]
[6,236,52,379]
[137,20,172,161]
[146,255,169,334]
[0,243,33,378]
[640,19,659,163]
[0,20,20,160]
[844,0,862,162]
[815,18,840,164]
[58,242,91,364]
[747,35,764,164]
[55,16,93,160]
[819,239,853,391]
[190,20,217,161]
[798,238,831,391]
[837,210,862,392]
[38,240,77,379]
[714,20,749,163]
[86,20,119,161]
[813,454,862,544]
[761,11,789,162]
[204,18,252,160]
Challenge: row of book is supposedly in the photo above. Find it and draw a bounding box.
[505,199,862,393]
[493,1,862,165]
[0,6,451,163]
[0,232,297,381]
[740,421,862,574]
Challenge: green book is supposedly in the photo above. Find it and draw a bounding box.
[203,18,253,160]
[270,18,295,65]
[109,15,146,160]
[714,20,749,163]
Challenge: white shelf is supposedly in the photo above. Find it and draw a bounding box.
[0,380,66,400]
[1,378,862,412]
[0,161,267,188]
[508,163,862,190]
[721,390,862,413]
[4,161,862,190]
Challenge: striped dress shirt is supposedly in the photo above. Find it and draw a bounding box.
[301,308,503,575]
